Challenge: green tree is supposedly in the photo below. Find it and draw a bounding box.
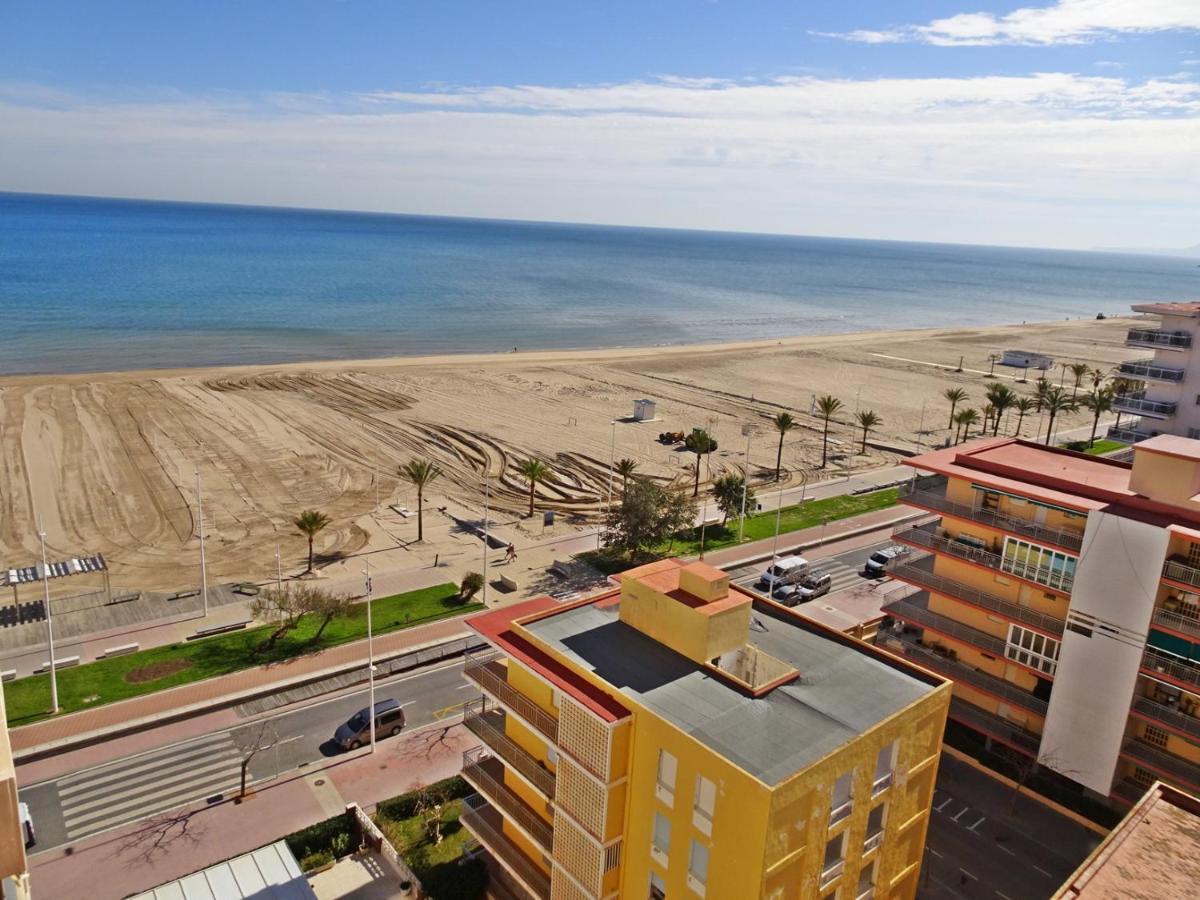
[293,509,331,575]
[985,383,1017,435]
[855,410,881,454]
[712,473,755,525]
[606,477,697,558]
[954,408,980,444]
[943,387,968,430]
[771,412,796,482]
[308,589,352,641]
[251,585,311,650]
[1041,386,1076,444]
[1079,386,1115,447]
[816,395,844,468]
[615,458,639,496]
[684,430,718,497]
[516,458,551,517]
[1068,362,1090,399]
[398,458,442,542]
[459,571,484,603]
[1033,376,1051,412]
[1014,397,1035,437]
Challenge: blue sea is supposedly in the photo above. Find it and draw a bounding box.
[0,191,1196,376]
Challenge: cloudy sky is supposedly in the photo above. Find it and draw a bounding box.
[1,0,1197,249]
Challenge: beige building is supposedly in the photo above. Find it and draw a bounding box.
[0,690,30,900]
[1112,301,1200,444]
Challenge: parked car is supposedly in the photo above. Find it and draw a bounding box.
[864,545,907,578]
[333,698,406,750]
[758,555,809,591]
[773,570,833,607]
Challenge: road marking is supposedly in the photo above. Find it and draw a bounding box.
[997,844,1016,856]
[960,869,977,882]
[935,797,954,812]
[968,816,987,831]
[456,683,478,691]
[1034,865,1054,878]
[929,848,943,859]
[997,891,1012,899]
[951,806,969,822]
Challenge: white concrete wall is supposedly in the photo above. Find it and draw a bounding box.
[1039,511,1169,794]
[1142,314,1200,437]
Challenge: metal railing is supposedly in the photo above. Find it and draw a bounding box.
[463,698,556,798]
[948,697,1041,755]
[1121,739,1200,790]
[863,831,884,854]
[820,860,845,890]
[1164,559,1200,590]
[893,524,1074,592]
[900,483,1084,552]
[1127,328,1192,350]
[883,591,1009,658]
[890,557,1065,637]
[1142,647,1200,689]
[1153,607,1200,641]
[463,651,559,742]
[1112,392,1177,418]
[1131,696,1200,744]
[1118,359,1186,383]
[462,748,554,851]
[460,794,551,900]
[1107,425,1155,444]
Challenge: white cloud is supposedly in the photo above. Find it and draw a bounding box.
[820,0,1200,46]
[0,72,1196,249]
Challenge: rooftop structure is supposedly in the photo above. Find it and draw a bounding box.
[1112,299,1200,445]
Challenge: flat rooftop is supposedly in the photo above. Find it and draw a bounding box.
[1055,782,1200,899]
[1132,301,1200,318]
[521,593,939,785]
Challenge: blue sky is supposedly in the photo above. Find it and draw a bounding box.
[1,1,1197,248]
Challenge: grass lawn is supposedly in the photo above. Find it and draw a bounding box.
[1059,438,1126,456]
[583,487,899,573]
[4,582,478,727]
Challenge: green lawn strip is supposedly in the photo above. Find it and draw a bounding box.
[1059,438,1126,456]
[5,583,477,727]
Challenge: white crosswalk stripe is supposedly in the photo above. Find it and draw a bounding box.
[58,732,245,840]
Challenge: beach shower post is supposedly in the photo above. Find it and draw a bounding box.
[364,557,376,753]
[196,467,208,617]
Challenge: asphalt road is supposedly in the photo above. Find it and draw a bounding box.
[21,658,479,854]
[727,539,896,599]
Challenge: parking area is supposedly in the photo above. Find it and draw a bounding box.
[727,539,896,599]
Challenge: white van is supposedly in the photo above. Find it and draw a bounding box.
[758,555,809,590]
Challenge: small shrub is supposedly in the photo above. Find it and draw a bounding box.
[458,572,484,604]
[298,850,333,872]
[377,776,472,821]
[330,831,352,857]
[285,812,353,863]
[420,856,489,900]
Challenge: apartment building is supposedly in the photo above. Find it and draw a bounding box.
[457,558,950,900]
[881,432,1200,807]
[1110,301,1200,444]
[0,690,30,900]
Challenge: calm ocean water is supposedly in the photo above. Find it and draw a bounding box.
[0,192,1196,376]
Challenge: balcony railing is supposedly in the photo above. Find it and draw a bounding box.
[1121,739,1200,791]
[1127,328,1192,350]
[463,698,556,798]
[463,652,559,743]
[1163,558,1200,591]
[1142,647,1200,690]
[879,627,1049,716]
[948,697,1041,756]
[890,556,1064,637]
[1152,607,1200,642]
[863,831,884,854]
[1118,359,1186,383]
[462,748,554,851]
[1107,424,1156,444]
[460,794,551,900]
[1131,696,1200,744]
[900,482,1084,552]
[1112,778,1150,806]
[1112,392,1177,419]
[820,860,845,890]
[884,591,1009,659]
[893,523,1073,593]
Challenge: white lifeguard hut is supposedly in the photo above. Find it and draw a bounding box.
[632,399,657,422]
[1000,350,1053,370]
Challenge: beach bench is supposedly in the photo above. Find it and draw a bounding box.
[168,589,200,601]
[1,671,15,683]
[38,656,80,672]
[390,505,411,518]
[108,591,140,605]
[102,643,139,658]
[188,619,252,640]
[549,560,571,579]
[496,574,519,593]
[232,583,261,596]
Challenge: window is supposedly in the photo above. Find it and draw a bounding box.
[651,813,671,865]
[693,776,716,835]
[1188,541,1200,568]
[1006,624,1061,675]
[1131,766,1156,788]
[1001,537,1077,591]
[821,833,846,889]
[856,860,877,900]
[1191,427,1200,439]
[649,871,667,900]
[1144,724,1170,749]
[872,743,897,795]
[864,804,886,853]
[687,840,709,896]
[830,771,854,824]
[657,750,677,805]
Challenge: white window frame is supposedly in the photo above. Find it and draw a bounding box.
[821,832,847,889]
[651,811,671,867]
[872,743,897,796]
[864,802,887,854]
[830,770,854,825]
[693,775,716,836]
[657,749,677,806]
[687,839,709,897]
[1000,537,1076,591]
[1005,623,1060,676]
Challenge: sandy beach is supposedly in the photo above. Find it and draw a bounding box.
[0,316,1139,591]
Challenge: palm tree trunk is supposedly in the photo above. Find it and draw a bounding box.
[1045,411,1056,444]
[775,433,784,481]
[947,402,956,430]
[693,456,701,496]
[1016,411,1025,437]
[1089,410,1100,446]
[307,535,314,574]
[529,481,536,517]
[821,420,830,467]
[861,428,868,454]
[416,485,424,541]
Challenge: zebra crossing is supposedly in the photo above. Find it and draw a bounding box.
[731,558,868,600]
[56,731,245,841]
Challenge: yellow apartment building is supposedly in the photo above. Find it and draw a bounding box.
[882,433,1200,808]
[459,557,950,900]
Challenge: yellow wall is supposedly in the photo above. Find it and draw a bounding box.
[619,575,751,664]
[506,659,558,721]
[1131,451,1200,507]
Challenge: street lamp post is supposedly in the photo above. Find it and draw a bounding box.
[601,419,616,549]
[37,518,59,714]
[364,558,375,753]
[196,469,208,617]
[738,425,754,542]
[275,546,282,592]
[482,471,490,607]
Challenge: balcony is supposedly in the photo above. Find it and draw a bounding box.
[463,652,559,743]
[1131,696,1200,745]
[900,480,1084,552]
[1163,558,1200,591]
[1118,359,1186,383]
[893,523,1073,593]
[1142,647,1200,691]
[948,697,1041,756]
[1112,391,1178,420]
[1120,739,1200,792]
[460,794,551,900]
[1152,606,1200,642]
[1111,778,1149,806]
[820,860,845,890]
[463,698,556,799]
[883,590,1009,658]
[878,626,1048,717]
[1127,328,1192,351]
[890,555,1064,637]
[1107,424,1157,444]
[462,748,554,852]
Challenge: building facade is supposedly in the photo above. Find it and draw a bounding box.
[881,433,1200,807]
[1111,301,1200,444]
[460,558,950,900]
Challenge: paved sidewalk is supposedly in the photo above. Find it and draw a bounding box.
[27,720,477,900]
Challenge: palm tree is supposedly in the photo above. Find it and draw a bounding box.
[1089,367,1108,390]
[943,387,968,430]
[816,395,844,468]
[1068,363,1090,399]
[982,405,996,434]
[855,410,881,454]
[1079,387,1115,447]
[771,412,796,482]
[954,408,980,444]
[399,458,442,542]
[1014,397,1035,437]
[684,430,718,497]
[985,383,1017,435]
[1041,387,1076,445]
[1033,377,1051,412]
[516,458,551,517]
[294,509,331,575]
[615,458,638,496]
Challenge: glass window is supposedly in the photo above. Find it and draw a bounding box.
[693,776,716,835]
[866,803,886,839]
[857,859,877,896]
[652,812,671,859]
[657,750,677,804]
[649,871,667,900]
[1005,624,1060,675]
[872,743,896,793]
[688,840,709,893]
[1001,537,1076,591]
[831,770,854,823]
